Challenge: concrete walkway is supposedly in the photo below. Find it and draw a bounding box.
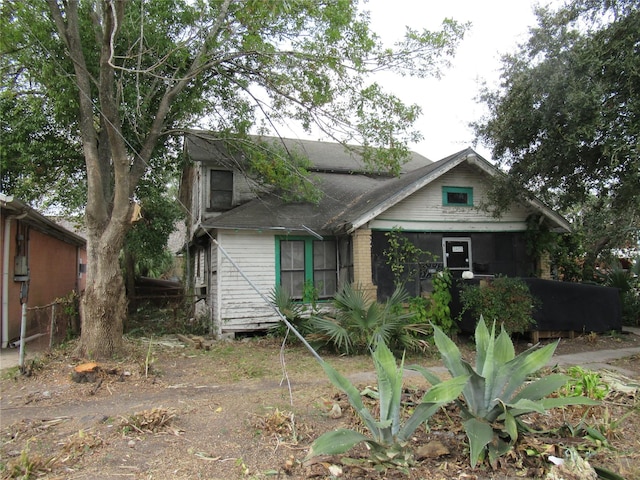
[0,334,50,371]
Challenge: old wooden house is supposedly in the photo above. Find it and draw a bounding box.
[181,132,571,336]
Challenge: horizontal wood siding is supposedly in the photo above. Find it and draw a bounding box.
[215,230,279,332]
[371,164,533,232]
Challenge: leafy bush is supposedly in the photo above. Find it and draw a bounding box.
[400,270,455,339]
[599,263,640,326]
[306,341,468,470]
[309,283,430,354]
[411,318,599,468]
[429,269,455,335]
[458,276,539,335]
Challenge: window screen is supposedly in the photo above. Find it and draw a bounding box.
[209,170,233,210]
[280,240,305,299]
[313,240,337,298]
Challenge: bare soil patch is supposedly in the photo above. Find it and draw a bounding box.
[1,331,639,479]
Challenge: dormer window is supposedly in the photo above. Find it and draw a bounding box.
[209,169,233,210]
[442,186,473,207]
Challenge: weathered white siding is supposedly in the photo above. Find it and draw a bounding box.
[193,167,201,224]
[370,164,533,232]
[214,230,279,332]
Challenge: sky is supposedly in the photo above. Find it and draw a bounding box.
[363,0,560,161]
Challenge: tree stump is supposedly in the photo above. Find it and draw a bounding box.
[71,362,100,383]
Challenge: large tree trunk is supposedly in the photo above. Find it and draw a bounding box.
[79,271,126,359]
[77,222,129,359]
[47,1,200,358]
[581,236,612,282]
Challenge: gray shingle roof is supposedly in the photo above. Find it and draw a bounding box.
[184,132,433,174]
[186,133,571,234]
[199,147,473,235]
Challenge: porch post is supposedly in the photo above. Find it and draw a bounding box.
[352,228,377,298]
[538,251,553,280]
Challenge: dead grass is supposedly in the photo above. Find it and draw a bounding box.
[119,407,178,434]
[1,332,639,479]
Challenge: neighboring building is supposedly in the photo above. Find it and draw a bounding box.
[181,132,571,336]
[1,194,87,347]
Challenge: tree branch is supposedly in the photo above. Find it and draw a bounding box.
[47,0,108,229]
[132,0,234,187]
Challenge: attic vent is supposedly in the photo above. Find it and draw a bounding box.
[442,186,473,206]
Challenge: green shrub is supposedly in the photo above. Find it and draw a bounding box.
[458,276,539,334]
[429,269,455,335]
[599,263,640,326]
[411,318,599,468]
[401,270,455,339]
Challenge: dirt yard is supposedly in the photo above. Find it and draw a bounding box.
[1,331,639,479]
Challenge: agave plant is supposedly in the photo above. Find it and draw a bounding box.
[309,283,429,354]
[410,318,599,468]
[306,341,468,468]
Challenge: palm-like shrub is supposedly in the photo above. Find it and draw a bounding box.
[269,284,315,337]
[309,283,428,354]
[410,318,599,467]
[306,341,468,469]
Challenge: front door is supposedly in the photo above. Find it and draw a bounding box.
[443,237,471,271]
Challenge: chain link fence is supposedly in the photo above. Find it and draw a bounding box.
[12,292,81,349]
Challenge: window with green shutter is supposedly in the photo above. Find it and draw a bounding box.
[276,236,337,301]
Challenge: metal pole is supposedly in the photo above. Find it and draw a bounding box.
[49,303,57,349]
[18,301,27,372]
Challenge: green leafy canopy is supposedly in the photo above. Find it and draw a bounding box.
[0,0,470,208]
[0,0,468,357]
[473,0,640,276]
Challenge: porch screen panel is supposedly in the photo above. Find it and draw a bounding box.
[280,240,305,298]
[313,240,337,298]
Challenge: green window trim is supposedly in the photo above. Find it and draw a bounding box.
[442,186,473,206]
[275,235,337,302]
